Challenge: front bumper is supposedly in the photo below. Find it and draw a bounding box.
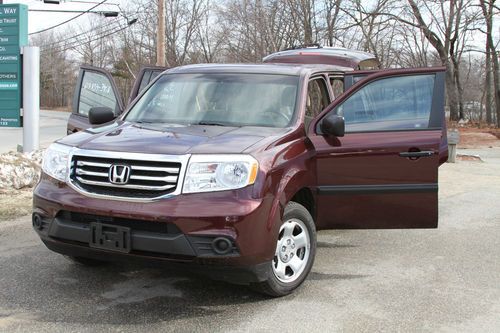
[34,210,242,259]
[33,174,281,270]
[40,237,270,284]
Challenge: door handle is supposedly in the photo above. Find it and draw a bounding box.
[399,151,434,159]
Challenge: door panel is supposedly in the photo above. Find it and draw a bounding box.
[311,130,440,229]
[68,65,123,133]
[67,113,93,135]
[310,67,446,229]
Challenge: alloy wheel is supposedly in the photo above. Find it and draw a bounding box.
[272,218,311,283]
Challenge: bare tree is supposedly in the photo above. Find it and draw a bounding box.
[164,0,209,66]
[286,0,317,44]
[479,0,500,126]
[339,0,401,67]
[191,0,225,62]
[322,0,343,46]
[393,22,433,67]
[381,0,480,120]
[31,32,77,109]
[220,0,300,62]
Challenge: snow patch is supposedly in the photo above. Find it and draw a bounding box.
[0,150,44,190]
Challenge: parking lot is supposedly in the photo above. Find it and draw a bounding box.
[0,147,499,332]
[0,110,69,154]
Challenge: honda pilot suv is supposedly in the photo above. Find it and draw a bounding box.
[33,48,448,296]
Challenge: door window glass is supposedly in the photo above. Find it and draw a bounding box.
[306,78,330,118]
[353,75,366,83]
[78,72,118,116]
[330,78,344,99]
[335,74,435,132]
[138,71,153,93]
[138,70,163,94]
[150,71,161,81]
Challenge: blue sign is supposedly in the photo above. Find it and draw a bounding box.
[0,4,28,127]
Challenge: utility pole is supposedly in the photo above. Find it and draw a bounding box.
[156,0,166,66]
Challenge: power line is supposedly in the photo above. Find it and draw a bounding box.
[29,0,109,35]
[42,12,138,50]
[41,17,137,52]
[41,21,135,53]
[42,19,123,48]
[60,23,132,52]
[42,23,125,52]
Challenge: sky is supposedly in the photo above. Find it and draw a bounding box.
[5,0,123,34]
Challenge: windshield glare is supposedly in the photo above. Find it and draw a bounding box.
[125,73,299,128]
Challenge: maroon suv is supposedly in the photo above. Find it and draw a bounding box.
[33,48,447,296]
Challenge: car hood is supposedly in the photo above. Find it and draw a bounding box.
[58,121,288,155]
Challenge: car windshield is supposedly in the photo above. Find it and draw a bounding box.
[125,73,299,128]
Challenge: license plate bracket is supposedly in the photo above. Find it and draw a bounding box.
[89,222,131,253]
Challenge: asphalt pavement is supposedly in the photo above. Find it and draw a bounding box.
[0,148,499,332]
[0,110,69,154]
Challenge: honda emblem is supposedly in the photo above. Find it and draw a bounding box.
[109,164,131,185]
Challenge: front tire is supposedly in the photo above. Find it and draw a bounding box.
[252,201,316,297]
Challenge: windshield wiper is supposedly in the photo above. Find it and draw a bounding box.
[195,121,226,126]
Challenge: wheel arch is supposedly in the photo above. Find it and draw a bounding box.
[290,187,316,222]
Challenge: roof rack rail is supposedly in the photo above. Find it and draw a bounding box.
[285,43,322,51]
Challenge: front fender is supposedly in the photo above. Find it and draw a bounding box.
[253,138,316,260]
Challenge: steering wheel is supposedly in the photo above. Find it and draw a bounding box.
[261,108,291,126]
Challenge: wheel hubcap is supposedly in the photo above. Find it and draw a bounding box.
[272,218,311,283]
[279,237,296,263]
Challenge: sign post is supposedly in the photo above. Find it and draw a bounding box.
[0,4,28,128]
[22,46,39,152]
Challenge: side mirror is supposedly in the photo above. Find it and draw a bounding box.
[89,107,116,125]
[320,114,345,137]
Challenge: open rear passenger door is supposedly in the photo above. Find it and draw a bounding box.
[309,67,447,229]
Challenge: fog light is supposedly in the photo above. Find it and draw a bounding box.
[32,214,43,230]
[212,237,233,255]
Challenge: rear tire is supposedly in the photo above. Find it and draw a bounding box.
[251,201,316,297]
[65,256,108,267]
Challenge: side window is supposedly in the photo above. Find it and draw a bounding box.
[78,72,118,116]
[150,70,161,82]
[138,71,153,93]
[335,74,435,132]
[345,74,369,91]
[330,77,344,99]
[139,70,163,94]
[353,75,366,83]
[306,78,330,119]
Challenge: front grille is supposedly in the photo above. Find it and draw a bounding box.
[70,155,182,199]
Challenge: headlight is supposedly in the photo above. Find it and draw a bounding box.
[183,154,259,194]
[42,143,72,182]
